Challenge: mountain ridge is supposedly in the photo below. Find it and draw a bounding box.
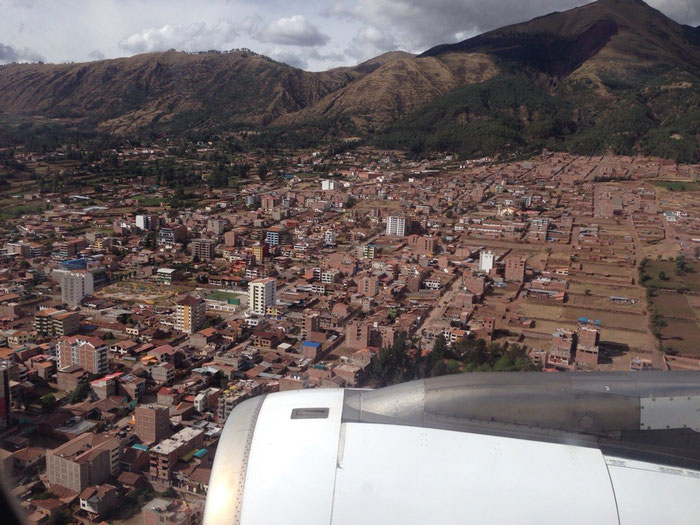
[0,0,697,159]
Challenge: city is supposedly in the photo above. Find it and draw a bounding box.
[0,141,699,522]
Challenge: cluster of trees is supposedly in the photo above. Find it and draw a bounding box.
[206,162,252,189]
[374,75,576,159]
[370,332,538,388]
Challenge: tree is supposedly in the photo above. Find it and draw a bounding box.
[69,382,90,404]
[40,394,56,413]
[658,271,668,281]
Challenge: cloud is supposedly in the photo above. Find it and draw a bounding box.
[328,0,700,54]
[268,48,309,69]
[257,15,330,47]
[345,26,398,60]
[88,49,105,61]
[0,41,44,64]
[649,0,700,26]
[118,19,239,54]
[326,0,590,52]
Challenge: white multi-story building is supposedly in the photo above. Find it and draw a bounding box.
[248,277,277,316]
[321,179,336,191]
[386,216,406,236]
[479,251,496,273]
[57,270,94,307]
[325,230,337,245]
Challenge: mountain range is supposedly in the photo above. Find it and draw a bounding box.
[0,0,698,160]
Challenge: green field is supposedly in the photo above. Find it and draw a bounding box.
[640,259,700,292]
[650,292,696,320]
[651,181,700,192]
[133,194,166,206]
[207,290,243,302]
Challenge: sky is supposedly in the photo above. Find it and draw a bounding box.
[0,0,698,71]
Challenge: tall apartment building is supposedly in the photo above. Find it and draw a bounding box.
[224,231,236,246]
[0,365,10,429]
[505,257,526,283]
[175,295,206,334]
[57,270,94,307]
[251,242,269,263]
[190,238,215,261]
[346,320,371,350]
[35,308,80,336]
[46,433,120,492]
[207,218,227,235]
[57,336,108,375]
[158,224,188,245]
[248,277,276,315]
[136,215,160,231]
[149,427,204,485]
[216,382,263,424]
[57,238,87,259]
[479,251,496,272]
[134,404,171,444]
[358,276,379,297]
[386,216,406,236]
[324,230,337,245]
[265,227,289,247]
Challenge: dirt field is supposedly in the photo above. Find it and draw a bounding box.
[580,262,635,277]
[567,282,643,299]
[517,302,563,320]
[561,307,645,331]
[598,327,655,353]
[567,293,643,314]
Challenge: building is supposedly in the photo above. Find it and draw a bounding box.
[358,276,379,297]
[134,404,171,444]
[175,295,206,334]
[191,239,215,261]
[576,325,600,367]
[57,336,108,375]
[46,433,120,493]
[362,244,377,259]
[194,387,220,414]
[207,218,227,235]
[479,251,496,273]
[386,216,406,236]
[57,270,94,307]
[346,320,370,350]
[248,277,276,316]
[321,179,336,191]
[79,483,119,518]
[549,328,575,368]
[216,382,262,424]
[136,215,160,231]
[34,309,80,336]
[251,242,270,263]
[505,256,526,283]
[265,227,289,247]
[0,365,9,429]
[158,224,188,246]
[149,427,204,485]
[142,498,203,525]
[224,231,236,246]
[324,230,337,246]
[156,268,181,285]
